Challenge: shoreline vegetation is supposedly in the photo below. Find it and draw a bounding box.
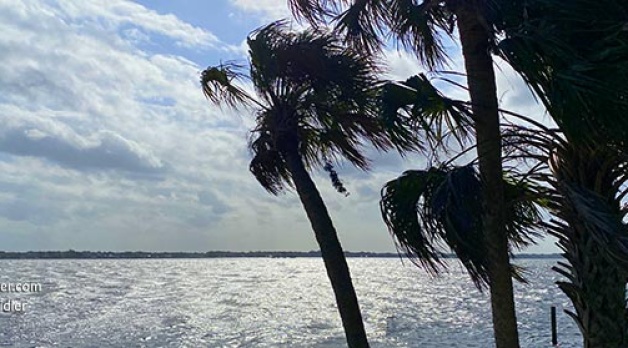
[0,250,560,259]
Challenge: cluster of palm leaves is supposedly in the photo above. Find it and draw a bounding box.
[201,0,628,347]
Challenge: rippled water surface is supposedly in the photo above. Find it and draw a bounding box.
[0,258,580,347]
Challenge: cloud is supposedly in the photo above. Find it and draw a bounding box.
[9,0,222,50]
[0,0,259,249]
[197,190,231,215]
[0,120,164,174]
[0,0,244,174]
[382,50,426,80]
[229,0,291,21]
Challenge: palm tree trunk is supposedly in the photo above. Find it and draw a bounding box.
[556,225,628,348]
[455,4,520,348]
[551,148,628,347]
[282,146,370,348]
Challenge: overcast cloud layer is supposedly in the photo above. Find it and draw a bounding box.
[0,0,554,252]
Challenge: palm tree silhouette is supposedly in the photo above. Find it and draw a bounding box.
[201,22,414,347]
[497,1,628,345]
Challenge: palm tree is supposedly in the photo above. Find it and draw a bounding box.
[495,1,628,345]
[500,119,628,347]
[200,22,415,347]
[288,2,525,346]
[545,142,628,347]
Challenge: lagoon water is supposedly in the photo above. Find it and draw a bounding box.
[0,258,580,347]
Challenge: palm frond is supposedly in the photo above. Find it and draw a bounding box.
[380,168,447,275]
[388,0,455,69]
[381,164,543,289]
[249,22,423,169]
[380,74,474,149]
[248,131,292,195]
[334,0,388,55]
[323,161,349,195]
[200,62,253,108]
[288,0,454,69]
[503,176,544,250]
[288,0,340,25]
[497,0,628,147]
[561,183,628,267]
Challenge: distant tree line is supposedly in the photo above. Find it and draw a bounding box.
[0,250,559,259]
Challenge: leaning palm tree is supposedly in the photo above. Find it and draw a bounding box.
[288,2,524,346]
[201,22,414,347]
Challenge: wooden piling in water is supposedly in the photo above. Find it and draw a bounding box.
[551,306,558,346]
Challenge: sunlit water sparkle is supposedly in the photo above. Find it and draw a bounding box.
[0,258,580,347]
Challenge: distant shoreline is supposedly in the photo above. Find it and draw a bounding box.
[0,250,561,260]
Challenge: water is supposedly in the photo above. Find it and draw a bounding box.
[0,258,580,347]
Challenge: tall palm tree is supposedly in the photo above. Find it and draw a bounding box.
[201,22,415,347]
[288,2,524,346]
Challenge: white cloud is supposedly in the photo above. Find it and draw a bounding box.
[382,50,426,81]
[229,0,291,21]
[41,0,220,49]
[0,0,261,250]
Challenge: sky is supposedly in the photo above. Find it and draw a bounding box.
[0,0,557,253]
